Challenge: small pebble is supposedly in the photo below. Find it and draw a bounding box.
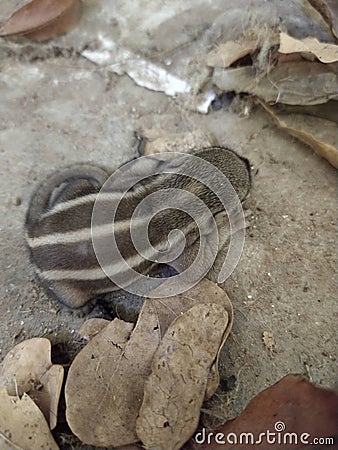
[14,196,22,206]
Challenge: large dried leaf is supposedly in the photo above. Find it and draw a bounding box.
[0,0,81,42]
[148,278,234,399]
[0,337,64,430]
[0,388,59,450]
[259,100,338,168]
[279,32,338,63]
[213,61,338,105]
[185,374,338,449]
[136,303,230,450]
[65,306,160,447]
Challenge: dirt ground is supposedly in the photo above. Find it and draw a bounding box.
[0,0,337,448]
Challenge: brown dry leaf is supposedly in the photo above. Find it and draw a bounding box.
[0,388,59,450]
[0,0,81,42]
[77,317,110,340]
[258,99,338,169]
[279,32,338,63]
[185,374,338,449]
[0,337,64,430]
[148,278,234,399]
[136,303,230,450]
[65,306,160,447]
[213,61,338,105]
[206,38,257,68]
[137,129,219,156]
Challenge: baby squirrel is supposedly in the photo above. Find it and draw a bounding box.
[25,147,251,310]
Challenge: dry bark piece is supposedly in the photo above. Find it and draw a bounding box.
[0,388,59,450]
[65,306,160,447]
[279,32,338,63]
[137,129,219,156]
[0,0,81,42]
[258,99,338,169]
[136,303,229,450]
[0,337,64,430]
[185,374,338,449]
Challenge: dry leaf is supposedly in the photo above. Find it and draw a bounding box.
[271,101,338,124]
[206,38,257,68]
[136,303,230,450]
[77,317,110,340]
[0,388,59,450]
[279,32,338,63]
[65,306,160,447]
[213,61,338,105]
[185,374,338,449]
[148,278,234,399]
[258,99,338,169]
[0,0,81,42]
[0,337,64,430]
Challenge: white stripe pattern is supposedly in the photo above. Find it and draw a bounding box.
[41,192,130,219]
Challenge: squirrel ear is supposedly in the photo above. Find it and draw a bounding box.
[26,165,108,228]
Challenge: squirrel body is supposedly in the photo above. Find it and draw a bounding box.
[25,147,251,309]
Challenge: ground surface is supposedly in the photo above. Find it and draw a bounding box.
[0,1,337,448]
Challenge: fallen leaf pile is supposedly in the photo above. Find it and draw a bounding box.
[65,279,233,448]
[0,338,63,449]
[207,0,338,168]
[0,0,81,42]
[1,328,337,449]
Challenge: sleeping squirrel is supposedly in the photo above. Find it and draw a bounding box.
[25,147,251,311]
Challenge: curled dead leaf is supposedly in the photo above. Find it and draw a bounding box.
[258,99,338,169]
[0,0,81,42]
[136,303,230,450]
[0,388,59,450]
[0,337,64,430]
